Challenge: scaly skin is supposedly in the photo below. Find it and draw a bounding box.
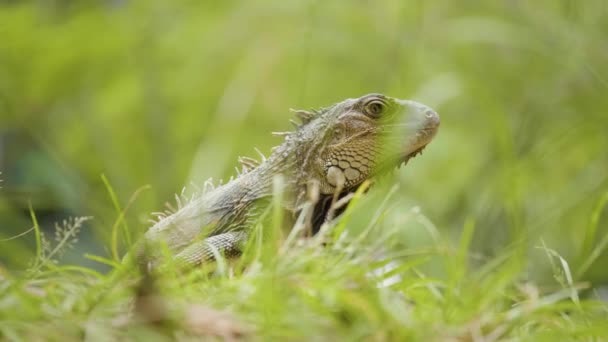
[138,94,440,268]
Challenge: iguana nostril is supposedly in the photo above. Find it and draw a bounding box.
[424,109,440,126]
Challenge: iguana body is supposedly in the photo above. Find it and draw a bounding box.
[139,94,440,268]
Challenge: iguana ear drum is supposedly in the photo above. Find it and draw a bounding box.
[326,162,364,189]
[326,166,345,188]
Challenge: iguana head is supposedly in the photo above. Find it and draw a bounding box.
[290,93,440,195]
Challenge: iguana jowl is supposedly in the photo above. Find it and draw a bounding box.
[139,94,440,267]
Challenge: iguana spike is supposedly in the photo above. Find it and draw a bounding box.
[175,194,183,209]
[238,156,260,172]
[315,106,330,114]
[180,187,188,199]
[272,131,291,137]
[290,108,316,124]
[203,178,215,193]
[289,119,301,129]
[165,201,177,213]
[254,147,267,162]
[151,212,166,220]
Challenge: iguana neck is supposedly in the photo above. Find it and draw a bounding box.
[241,116,335,209]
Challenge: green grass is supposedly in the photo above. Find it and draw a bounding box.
[1,1,608,340]
[1,182,607,341]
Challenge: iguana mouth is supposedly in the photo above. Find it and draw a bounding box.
[398,124,438,168]
[371,127,433,172]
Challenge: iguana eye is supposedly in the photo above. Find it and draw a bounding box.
[364,100,385,118]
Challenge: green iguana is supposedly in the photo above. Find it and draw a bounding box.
[138,93,439,269]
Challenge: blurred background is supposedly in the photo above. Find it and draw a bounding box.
[0,1,606,284]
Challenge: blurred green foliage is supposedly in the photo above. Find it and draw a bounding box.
[0,1,607,283]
